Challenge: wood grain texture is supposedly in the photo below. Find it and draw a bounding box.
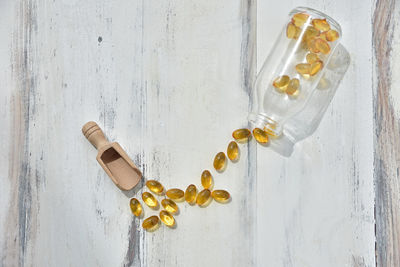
[2,1,40,266]
[0,0,383,266]
[1,0,257,266]
[257,1,375,266]
[373,0,400,266]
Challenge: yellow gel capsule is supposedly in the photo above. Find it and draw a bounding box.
[312,18,331,32]
[166,188,185,201]
[161,198,179,214]
[201,170,213,189]
[232,128,251,143]
[307,38,320,53]
[196,189,212,207]
[130,198,143,217]
[318,31,328,41]
[292,12,309,27]
[314,38,330,54]
[310,61,323,76]
[286,22,298,39]
[302,26,319,43]
[293,26,301,39]
[211,190,231,203]
[185,184,197,204]
[272,75,290,93]
[213,152,226,172]
[142,215,160,231]
[253,128,269,144]
[325,29,339,42]
[296,63,311,75]
[286,78,300,96]
[159,210,175,227]
[142,192,158,208]
[227,141,239,161]
[146,180,164,195]
[264,127,280,138]
[306,53,319,64]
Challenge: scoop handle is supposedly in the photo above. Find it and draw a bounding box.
[82,121,109,149]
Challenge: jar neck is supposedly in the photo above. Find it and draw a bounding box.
[248,113,282,137]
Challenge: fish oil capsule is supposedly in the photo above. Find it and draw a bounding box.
[264,127,280,138]
[146,180,164,195]
[294,26,301,39]
[318,31,328,41]
[161,198,179,214]
[286,22,300,39]
[166,188,185,201]
[201,170,213,189]
[314,38,330,54]
[211,190,231,203]
[292,13,309,27]
[213,152,226,172]
[310,61,323,76]
[227,141,239,161]
[185,184,197,204]
[307,38,320,53]
[286,22,296,39]
[130,198,143,217]
[159,210,175,227]
[302,26,319,44]
[142,192,158,208]
[312,18,330,31]
[325,29,339,42]
[264,123,278,137]
[253,128,269,144]
[142,216,160,231]
[272,75,290,93]
[232,128,251,143]
[306,53,319,64]
[295,63,311,76]
[286,78,300,96]
[196,189,212,207]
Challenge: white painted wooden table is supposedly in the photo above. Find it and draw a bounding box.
[1,0,398,266]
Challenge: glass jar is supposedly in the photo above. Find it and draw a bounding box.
[249,7,343,138]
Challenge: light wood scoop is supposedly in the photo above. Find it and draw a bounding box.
[82,121,142,191]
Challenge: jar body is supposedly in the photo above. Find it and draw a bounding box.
[269,44,350,156]
[249,7,342,136]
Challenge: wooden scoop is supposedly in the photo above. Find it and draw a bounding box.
[82,121,142,191]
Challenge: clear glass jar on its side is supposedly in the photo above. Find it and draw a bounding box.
[249,7,342,137]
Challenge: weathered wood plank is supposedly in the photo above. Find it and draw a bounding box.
[1,0,257,266]
[373,0,400,266]
[256,1,375,266]
[126,1,257,266]
[2,1,40,266]
[0,0,380,266]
